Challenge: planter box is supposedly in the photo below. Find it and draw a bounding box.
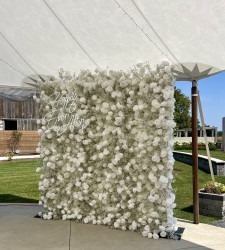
[199,189,225,218]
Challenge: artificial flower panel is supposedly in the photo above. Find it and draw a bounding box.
[35,62,177,239]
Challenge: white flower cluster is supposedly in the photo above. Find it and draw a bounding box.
[35,61,177,239]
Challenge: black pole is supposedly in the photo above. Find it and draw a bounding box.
[192,80,199,224]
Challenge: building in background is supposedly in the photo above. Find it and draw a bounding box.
[174,127,217,143]
[0,86,39,155]
[0,86,38,131]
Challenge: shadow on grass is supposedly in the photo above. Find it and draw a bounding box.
[0,194,38,203]
[181,205,193,213]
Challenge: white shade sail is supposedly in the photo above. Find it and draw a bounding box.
[174,63,224,81]
[0,0,225,87]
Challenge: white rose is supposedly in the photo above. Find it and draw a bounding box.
[148,233,153,238]
[80,97,86,103]
[159,176,168,184]
[153,233,159,240]
[105,86,113,93]
[142,231,148,237]
[114,221,119,228]
[131,221,137,230]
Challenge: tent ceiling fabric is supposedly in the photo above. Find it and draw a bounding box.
[0,0,225,86]
[0,86,36,101]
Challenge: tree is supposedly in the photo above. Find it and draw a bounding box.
[7,131,23,153]
[217,131,223,137]
[174,87,191,130]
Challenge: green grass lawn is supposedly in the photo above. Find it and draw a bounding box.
[0,157,225,224]
[173,149,225,222]
[0,160,40,203]
[173,160,225,223]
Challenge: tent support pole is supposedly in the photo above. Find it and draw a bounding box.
[192,80,199,224]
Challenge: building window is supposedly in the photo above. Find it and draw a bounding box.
[188,131,192,137]
[4,120,17,130]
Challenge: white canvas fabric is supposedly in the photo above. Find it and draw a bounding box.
[0,0,225,86]
[0,86,36,101]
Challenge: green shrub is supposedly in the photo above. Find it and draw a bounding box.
[174,141,217,151]
[7,131,23,153]
[203,181,225,194]
[5,151,14,161]
[217,136,223,143]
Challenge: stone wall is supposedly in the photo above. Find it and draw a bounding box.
[174,127,217,143]
[199,190,225,218]
[173,151,225,176]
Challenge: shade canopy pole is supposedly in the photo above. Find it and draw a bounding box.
[192,80,199,224]
[197,91,215,183]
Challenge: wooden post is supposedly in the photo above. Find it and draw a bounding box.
[192,80,199,224]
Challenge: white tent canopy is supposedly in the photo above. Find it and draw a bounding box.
[0,0,225,86]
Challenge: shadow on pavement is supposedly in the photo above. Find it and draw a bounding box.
[0,194,38,203]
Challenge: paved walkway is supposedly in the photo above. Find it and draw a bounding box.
[0,204,225,250]
[209,219,225,228]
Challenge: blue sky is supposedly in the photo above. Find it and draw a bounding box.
[175,71,225,131]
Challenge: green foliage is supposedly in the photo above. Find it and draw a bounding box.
[174,88,191,130]
[174,141,217,151]
[5,151,14,161]
[1,159,225,223]
[203,181,225,194]
[217,136,223,143]
[0,160,40,203]
[173,161,225,223]
[217,131,223,137]
[7,131,23,153]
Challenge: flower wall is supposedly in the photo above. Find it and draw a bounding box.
[35,62,177,239]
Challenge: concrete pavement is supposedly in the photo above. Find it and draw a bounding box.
[0,204,225,250]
